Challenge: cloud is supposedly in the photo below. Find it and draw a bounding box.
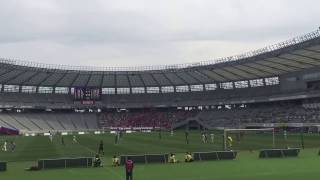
[0,0,319,67]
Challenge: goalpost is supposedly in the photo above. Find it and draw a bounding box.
[223,128,275,150]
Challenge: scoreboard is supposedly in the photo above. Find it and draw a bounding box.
[73,87,101,101]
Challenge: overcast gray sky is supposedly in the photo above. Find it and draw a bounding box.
[0,0,319,67]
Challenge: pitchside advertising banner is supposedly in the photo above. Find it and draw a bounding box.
[0,126,19,135]
[73,87,101,105]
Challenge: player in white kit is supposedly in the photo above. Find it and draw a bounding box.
[73,135,78,143]
[210,133,214,144]
[2,140,7,152]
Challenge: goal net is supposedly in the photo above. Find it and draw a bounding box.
[223,128,275,150]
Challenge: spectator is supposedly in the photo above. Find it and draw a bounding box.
[125,157,134,180]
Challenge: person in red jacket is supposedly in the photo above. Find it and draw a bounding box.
[125,158,134,180]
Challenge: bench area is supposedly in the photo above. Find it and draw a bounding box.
[259,148,300,158]
[38,157,93,170]
[193,151,237,161]
[120,154,169,165]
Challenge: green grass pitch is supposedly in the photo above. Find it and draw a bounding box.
[0,131,320,180]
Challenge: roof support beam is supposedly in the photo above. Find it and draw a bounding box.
[235,64,271,77]
[174,72,191,85]
[195,70,218,83]
[254,61,293,73]
[232,66,263,78]
[0,68,14,77]
[245,62,283,75]
[2,70,28,85]
[148,73,161,87]
[114,73,118,94]
[302,48,320,54]
[221,68,248,80]
[85,72,93,87]
[51,72,67,87]
[125,74,132,94]
[70,72,81,87]
[99,72,105,88]
[289,52,320,61]
[161,73,175,92]
[211,69,236,81]
[137,74,147,91]
[21,71,42,86]
[186,71,205,84]
[283,53,320,66]
[202,69,227,82]
[273,57,314,68]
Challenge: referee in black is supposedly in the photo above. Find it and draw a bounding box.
[98,140,104,155]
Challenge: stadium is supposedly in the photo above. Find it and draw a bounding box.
[0,27,320,179]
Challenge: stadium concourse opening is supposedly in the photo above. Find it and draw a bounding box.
[0,28,320,179]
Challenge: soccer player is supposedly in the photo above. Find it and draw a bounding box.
[118,130,121,138]
[158,129,162,140]
[125,157,134,180]
[284,130,287,140]
[119,130,123,139]
[185,152,193,162]
[112,155,120,166]
[283,130,290,149]
[115,132,119,144]
[94,154,102,167]
[73,135,77,143]
[2,140,7,152]
[205,133,208,143]
[98,140,104,155]
[10,141,16,152]
[169,153,178,163]
[61,136,65,146]
[49,133,53,142]
[227,136,233,149]
[284,130,289,148]
[201,133,206,143]
[210,133,215,144]
[185,131,189,144]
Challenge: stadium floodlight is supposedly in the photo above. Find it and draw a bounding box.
[223,128,275,150]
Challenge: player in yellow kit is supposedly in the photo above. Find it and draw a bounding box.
[185,152,193,162]
[169,153,178,163]
[227,136,233,149]
[112,155,120,166]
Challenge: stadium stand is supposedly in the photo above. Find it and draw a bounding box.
[0,28,319,133]
[1,99,320,133]
[0,112,98,133]
[197,101,320,128]
[98,110,197,129]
